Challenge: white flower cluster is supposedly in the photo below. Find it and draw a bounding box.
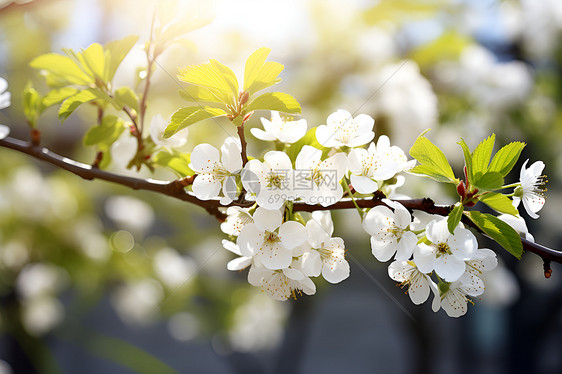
[363,200,498,317]
[212,110,413,299]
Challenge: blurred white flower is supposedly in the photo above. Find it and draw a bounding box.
[228,293,288,352]
[251,111,307,144]
[168,312,200,342]
[111,279,163,325]
[16,263,68,299]
[105,195,155,233]
[150,114,188,148]
[21,296,64,336]
[153,247,196,288]
[111,133,138,169]
[0,77,10,109]
[0,124,9,140]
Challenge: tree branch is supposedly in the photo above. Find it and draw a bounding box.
[1,135,560,265]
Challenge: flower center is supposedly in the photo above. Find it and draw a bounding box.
[264,231,280,244]
[266,172,285,189]
[361,155,380,177]
[437,242,450,254]
[212,163,230,181]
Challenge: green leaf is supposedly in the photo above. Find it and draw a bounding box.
[466,211,523,259]
[30,53,92,87]
[178,60,238,104]
[473,171,504,191]
[84,332,178,374]
[243,47,284,94]
[42,87,80,107]
[58,90,98,122]
[164,106,227,138]
[83,115,125,149]
[409,131,457,183]
[152,151,194,177]
[488,141,526,177]
[246,92,301,114]
[179,85,224,105]
[114,87,139,113]
[79,42,106,81]
[472,134,495,177]
[447,203,464,234]
[22,84,43,127]
[479,192,519,215]
[457,138,473,183]
[104,35,139,82]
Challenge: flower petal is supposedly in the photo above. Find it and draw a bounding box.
[252,207,282,232]
[279,221,307,249]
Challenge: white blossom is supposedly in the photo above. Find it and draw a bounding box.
[513,159,546,219]
[498,214,534,242]
[150,114,188,148]
[222,240,252,271]
[220,206,254,237]
[388,260,439,306]
[348,136,415,194]
[413,218,476,282]
[237,208,306,270]
[316,109,374,148]
[294,145,347,207]
[111,133,138,169]
[433,272,485,318]
[242,151,294,210]
[251,111,307,144]
[362,199,417,262]
[248,263,316,301]
[190,137,242,205]
[0,124,9,140]
[0,77,10,110]
[305,216,350,284]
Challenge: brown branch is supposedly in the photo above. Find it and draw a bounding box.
[0,136,226,220]
[237,125,249,166]
[1,135,560,265]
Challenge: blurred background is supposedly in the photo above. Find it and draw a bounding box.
[1,0,562,373]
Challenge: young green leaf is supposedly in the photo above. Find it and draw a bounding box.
[409,132,457,183]
[22,85,44,128]
[79,42,106,82]
[164,106,226,138]
[479,192,519,215]
[179,85,224,105]
[178,61,238,104]
[471,134,495,177]
[473,171,504,191]
[152,151,194,177]
[243,48,284,95]
[246,92,301,114]
[466,211,523,259]
[30,53,92,87]
[447,203,464,234]
[83,115,125,149]
[114,87,139,113]
[488,141,526,177]
[104,35,139,82]
[42,87,80,107]
[58,90,98,122]
[457,138,473,183]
